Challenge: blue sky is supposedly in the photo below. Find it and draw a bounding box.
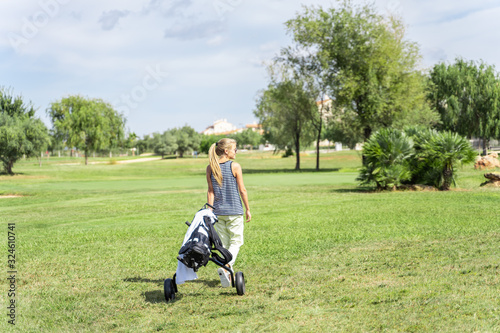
[1,0,500,137]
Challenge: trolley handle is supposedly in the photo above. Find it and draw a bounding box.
[185,203,215,227]
[204,203,215,210]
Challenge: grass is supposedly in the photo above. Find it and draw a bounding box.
[0,151,499,332]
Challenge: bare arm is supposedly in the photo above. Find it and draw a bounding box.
[232,162,251,222]
[206,165,214,208]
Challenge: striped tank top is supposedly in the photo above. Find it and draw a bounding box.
[211,161,243,216]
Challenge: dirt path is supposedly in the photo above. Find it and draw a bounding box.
[113,157,162,164]
[0,195,23,199]
[56,157,163,165]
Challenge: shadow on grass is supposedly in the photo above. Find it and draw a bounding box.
[127,277,220,304]
[244,168,341,174]
[0,172,24,176]
[143,290,170,303]
[123,277,164,284]
[329,186,374,194]
[191,278,221,288]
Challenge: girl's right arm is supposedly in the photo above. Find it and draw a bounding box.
[206,165,214,208]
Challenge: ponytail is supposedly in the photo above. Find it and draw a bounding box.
[209,143,223,186]
[208,138,237,187]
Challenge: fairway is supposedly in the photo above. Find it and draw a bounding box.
[1,152,499,332]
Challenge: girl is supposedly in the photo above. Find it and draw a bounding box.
[206,138,251,287]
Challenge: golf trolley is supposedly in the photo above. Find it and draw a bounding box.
[164,203,246,302]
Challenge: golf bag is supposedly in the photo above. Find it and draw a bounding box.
[165,204,246,300]
[177,206,232,272]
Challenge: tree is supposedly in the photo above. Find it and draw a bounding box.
[277,45,330,170]
[153,132,178,158]
[170,126,201,158]
[200,134,226,154]
[255,67,315,170]
[356,128,414,190]
[232,128,263,149]
[137,134,154,154]
[417,130,476,191]
[285,1,439,144]
[323,112,364,150]
[0,88,50,174]
[124,131,138,155]
[428,58,500,155]
[48,95,126,165]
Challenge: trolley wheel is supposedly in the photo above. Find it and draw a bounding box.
[164,278,176,302]
[235,271,245,295]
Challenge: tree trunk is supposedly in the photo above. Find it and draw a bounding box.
[482,138,488,156]
[441,165,453,191]
[7,160,14,175]
[294,138,300,170]
[85,151,89,165]
[315,121,322,171]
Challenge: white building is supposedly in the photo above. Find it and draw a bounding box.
[201,119,240,135]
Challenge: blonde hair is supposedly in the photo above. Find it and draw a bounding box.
[208,138,237,186]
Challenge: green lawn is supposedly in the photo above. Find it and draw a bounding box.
[1,151,499,332]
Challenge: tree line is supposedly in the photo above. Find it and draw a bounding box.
[0,91,132,173]
[254,0,500,171]
[0,86,264,174]
[135,127,264,159]
[3,1,500,180]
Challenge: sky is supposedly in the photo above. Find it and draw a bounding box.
[1,0,500,137]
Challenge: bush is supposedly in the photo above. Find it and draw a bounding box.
[357,128,414,190]
[416,130,476,190]
[282,147,294,158]
[358,127,477,191]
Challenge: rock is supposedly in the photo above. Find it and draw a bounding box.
[484,173,500,181]
[475,154,500,170]
[480,172,500,187]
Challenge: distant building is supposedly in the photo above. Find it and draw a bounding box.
[316,96,333,122]
[315,96,338,148]
[202,119,263,136]
[201,119,240,135]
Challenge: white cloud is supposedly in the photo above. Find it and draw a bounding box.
[98,10,130,31]
[206,35,225,46]
[2,0,500,135]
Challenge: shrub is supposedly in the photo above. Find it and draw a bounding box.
[358,127,477,191]
[416,130,476,190]
[357,128,414,190]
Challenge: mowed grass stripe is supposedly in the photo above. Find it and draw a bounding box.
[0,152,499,332]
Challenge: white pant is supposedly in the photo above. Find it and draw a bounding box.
[215,215,244,266]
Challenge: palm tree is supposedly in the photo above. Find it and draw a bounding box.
[357,128,414,190]
[419,131,476,190]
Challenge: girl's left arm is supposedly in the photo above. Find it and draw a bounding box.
[233,162,251,222]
